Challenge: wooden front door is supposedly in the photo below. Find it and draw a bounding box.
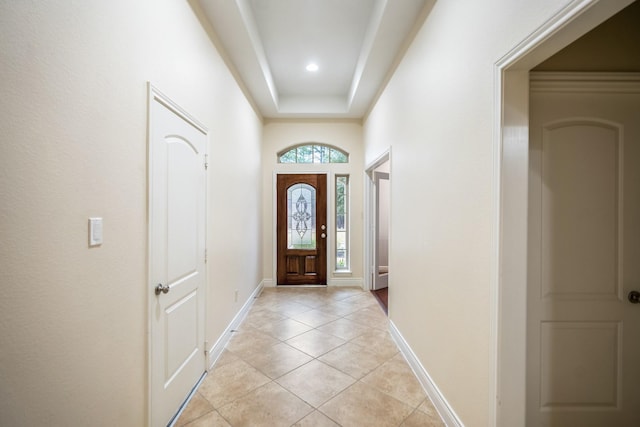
[277,174,327,285]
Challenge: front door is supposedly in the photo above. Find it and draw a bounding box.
[149,90,207,426]
[527,76,640,426]
[277,174,327,285]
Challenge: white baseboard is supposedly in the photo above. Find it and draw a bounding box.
[262,279,275,287]
[328,277,364,288]
[206,281,264,369]
[389,320,464,427]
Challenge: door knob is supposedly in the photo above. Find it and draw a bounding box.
[629,290,640,304]
[321,233,326,239]
[155,283,170,295]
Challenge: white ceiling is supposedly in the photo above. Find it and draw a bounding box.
[198,0,433,119]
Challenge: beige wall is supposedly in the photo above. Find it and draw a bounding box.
[363,0,588,425]
[261,121,364,286]
[0,1,262,425]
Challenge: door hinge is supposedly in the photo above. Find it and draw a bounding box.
[204,341,209,356]
[204,154,209,170]
[204,249,208,263]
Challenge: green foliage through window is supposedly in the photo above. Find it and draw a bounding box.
[279,144,348,164]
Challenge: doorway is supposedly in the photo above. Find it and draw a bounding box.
[148,86,207,426]
[372,168,390,314]
[276,173,328,285]
[373,170,390,292]
[366,151,391,312]
[494,1,637,425]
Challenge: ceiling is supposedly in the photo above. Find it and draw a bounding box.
[198,0,433,119]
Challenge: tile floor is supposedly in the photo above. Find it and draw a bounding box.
[175,286,445,427]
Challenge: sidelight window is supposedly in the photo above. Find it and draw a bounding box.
[335,175,349,270]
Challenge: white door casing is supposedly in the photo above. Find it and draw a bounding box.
[527,74,640,427]
[149,87,207,427]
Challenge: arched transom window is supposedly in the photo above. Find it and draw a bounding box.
[278,144,348,164]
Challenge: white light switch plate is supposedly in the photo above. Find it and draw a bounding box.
[89,217,103,246]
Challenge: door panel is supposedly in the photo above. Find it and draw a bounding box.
[540,321,620,408]
[528,85,640,427]
[168,138,200,282]
[150,94,206,426]
[165,290,199,381]
[541,123,620,299]
[277,174,327,285]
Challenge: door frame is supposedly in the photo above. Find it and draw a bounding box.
[147,84,209,426]
[365,149,391,291]
[272,171,330,286]
[491,1,634,425]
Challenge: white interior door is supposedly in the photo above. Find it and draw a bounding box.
[527,75,640,427]
[374,171,389,291]
[149,89,207,427]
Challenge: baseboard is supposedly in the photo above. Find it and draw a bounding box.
[328,277,364,288]
[262,278,275,287]
[206,281,264,369]
[389,320,464,427]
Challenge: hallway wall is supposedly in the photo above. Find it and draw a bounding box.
[0,1,262,425]
[363,0,589,425]
[261,121,364,286]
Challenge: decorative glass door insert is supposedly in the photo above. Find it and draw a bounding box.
[287,183,316,249]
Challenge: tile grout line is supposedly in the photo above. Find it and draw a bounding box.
[177,288,443,426]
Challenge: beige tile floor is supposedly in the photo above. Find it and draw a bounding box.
[175,287,445,427]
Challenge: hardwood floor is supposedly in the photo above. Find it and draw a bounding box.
[371,287,388,315]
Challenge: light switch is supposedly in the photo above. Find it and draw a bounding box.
[89,217,103,247]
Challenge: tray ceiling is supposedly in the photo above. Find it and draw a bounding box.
[198,0,433,119]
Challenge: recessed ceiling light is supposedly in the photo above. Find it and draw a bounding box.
[306,63,319,72]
